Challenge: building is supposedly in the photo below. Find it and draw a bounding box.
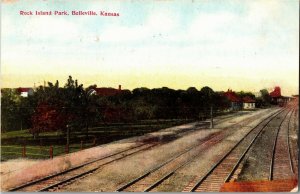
[270,86,282,104]
[223,89,242,111]
[243,96,256,109]
[92,85,126,97]
[17,87,34,97]
[269,86,290,106]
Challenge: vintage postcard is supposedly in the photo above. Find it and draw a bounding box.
[1,0,299,192]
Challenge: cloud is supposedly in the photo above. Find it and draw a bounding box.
[1,0,298,95]
[21,16,79,42]
[245,1,281,24]
[147,11,177,32]
[100,10,177,43]
[100,25,148,42]
[187,12,235,40]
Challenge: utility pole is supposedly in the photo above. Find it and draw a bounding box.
[209,89,214,129]
[210,105,214,129]
[66,124,70,149]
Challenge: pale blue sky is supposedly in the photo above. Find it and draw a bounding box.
[1,0,299,95]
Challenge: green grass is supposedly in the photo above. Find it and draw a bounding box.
[1,130,63,139]
[1,119,193,161]
[1,142,96,161]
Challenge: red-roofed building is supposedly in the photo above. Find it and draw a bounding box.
[223,89,242,111]
[270,86,281,98]
[92,85,124,97]
[243,96,256,109]
[17,87,34,97]
[269,86,285,105]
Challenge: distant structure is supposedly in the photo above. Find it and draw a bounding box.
[242,96,256,109]
[224,89,256,110]
[269,86,293,106]
[92,85,127,97]
[223,89,242,111]
[270,86,281,97]
[11,85,128,98]
[17,87,34,97]
[269,86,284,105]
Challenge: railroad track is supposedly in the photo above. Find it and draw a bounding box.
[7,108,271,192]
[289,105,299,177]
[213,111,254,126]
[271,108,296,180]
[115,109,282,192]
[6,108,284,192]
[7,143,159,192]
[115,129,231,192]
[182,108,288,192]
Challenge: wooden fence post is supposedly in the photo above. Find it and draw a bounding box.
[93,138,96,146]
[65,144,69,154]
[22,145,26,157]
[49,146,53,159]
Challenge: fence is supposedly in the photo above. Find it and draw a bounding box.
[1,138,97,161]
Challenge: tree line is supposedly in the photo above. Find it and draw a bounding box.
[1,76,272,138]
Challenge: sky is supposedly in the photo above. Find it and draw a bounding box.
[1,0,299,95]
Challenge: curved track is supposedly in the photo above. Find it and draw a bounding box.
[115,109,282,192]
[271,108,296,180]
[182,109,288,192]
[7,108,287,192]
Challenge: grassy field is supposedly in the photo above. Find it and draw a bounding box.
[1,119,193,161]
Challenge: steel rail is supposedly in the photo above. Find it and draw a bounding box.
[143,111,274,192]
[8,143,154,192]
[287,109,295,174]
[8,110,259,192]
[223,111,291,182]
[116,113,254,192]
[115,133,219,192]
[269,109,291,180]
[37,143,158,192]
[116,109,282,192]
[188,108,285,192]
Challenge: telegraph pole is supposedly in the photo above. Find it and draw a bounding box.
[210,105,214,129]
[208,89,214,129]
[66,124,70,149]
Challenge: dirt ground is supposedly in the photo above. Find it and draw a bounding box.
[237,109,298,181]
[0,159,40,177]
[151,108,279,192]
[1,108,279,192]
[58,108,278,192]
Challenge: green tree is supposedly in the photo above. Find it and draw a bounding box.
[1,88,35,132]
[80,87,100,139]
[31,76,86,144]
[260,89,271,106]
[1,89,21,132]
[236,91,255,99]
[30,80,67,138]
[200,86,215,109]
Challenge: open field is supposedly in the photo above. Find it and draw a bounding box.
[1,119,192,161]
[1,111,252,161]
